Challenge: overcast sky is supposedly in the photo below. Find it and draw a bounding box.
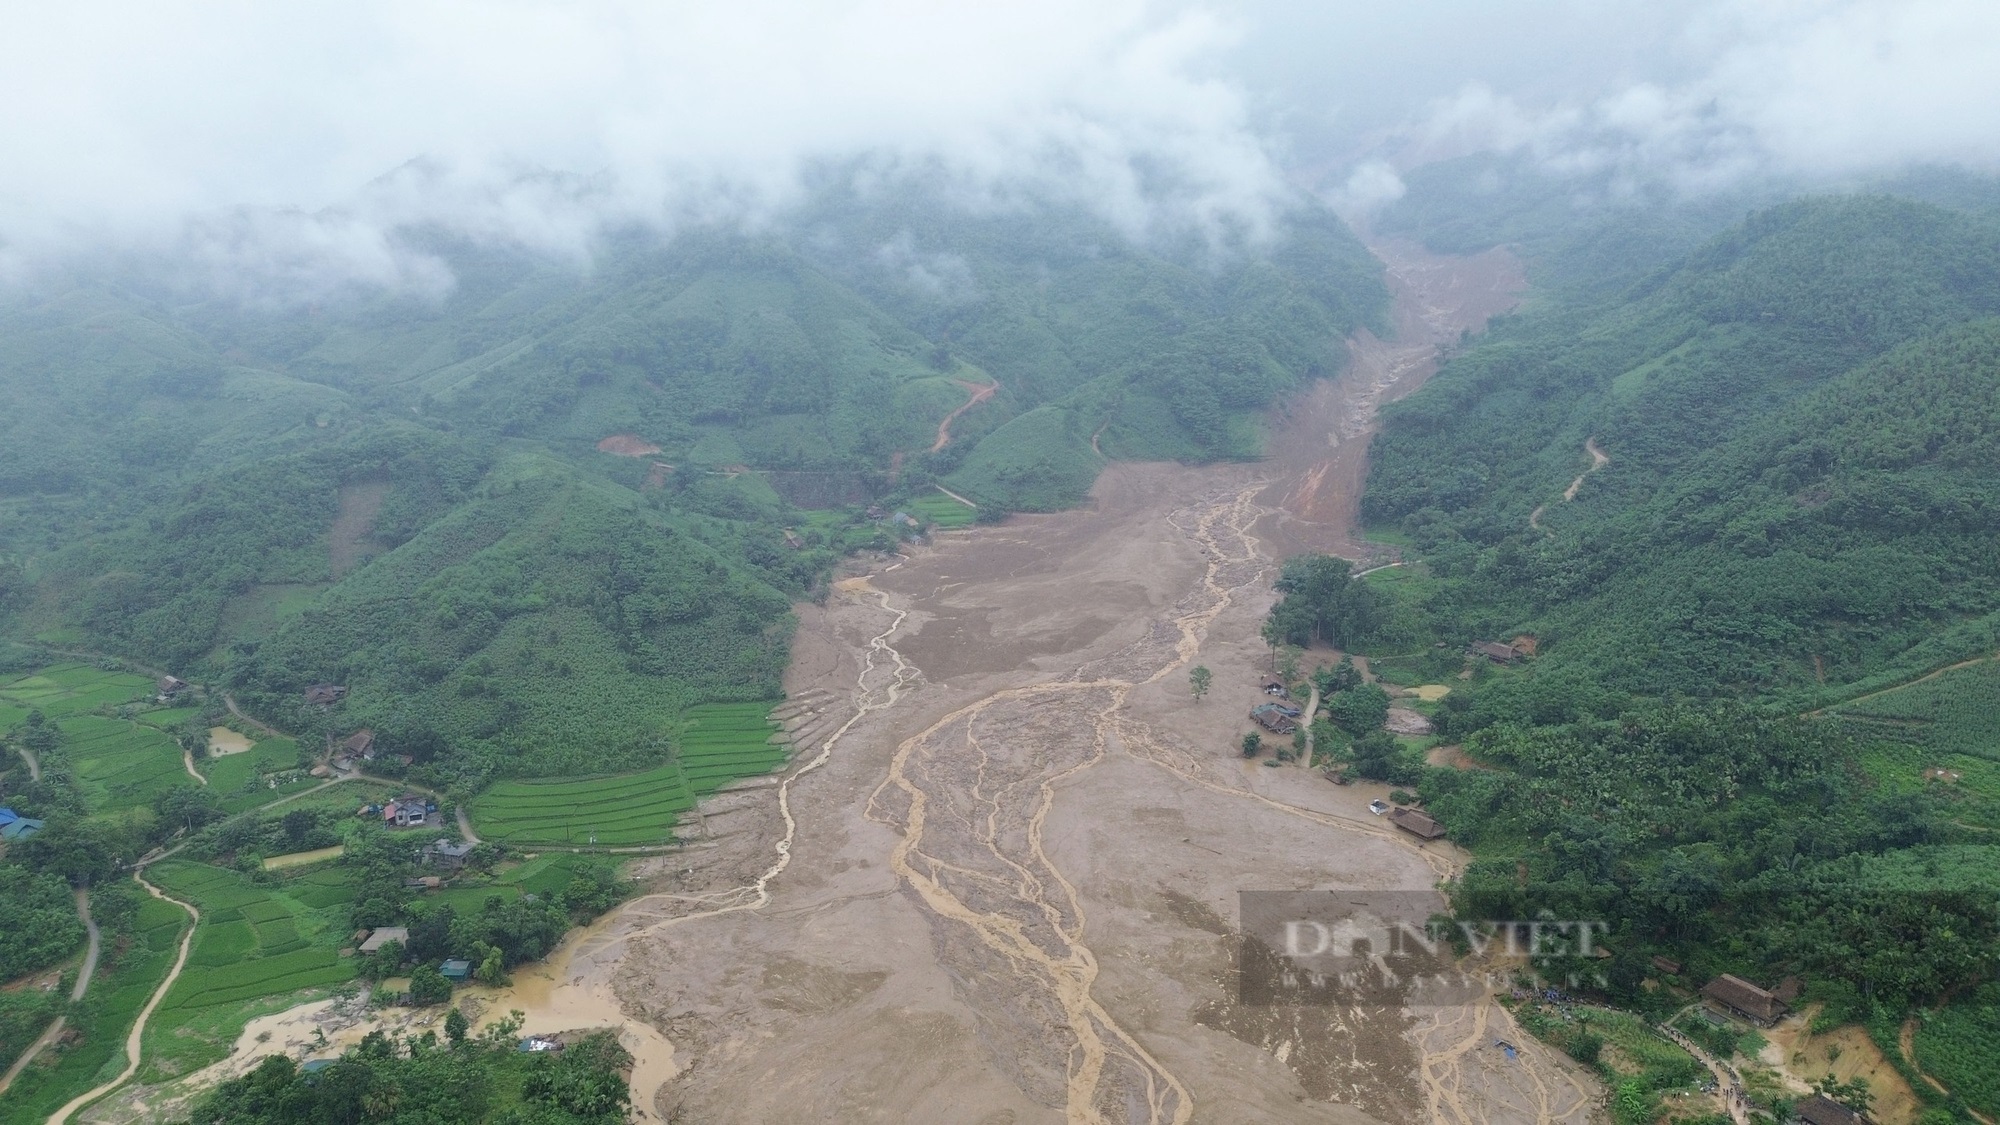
[3,0,1996,292]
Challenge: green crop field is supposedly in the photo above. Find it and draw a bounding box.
[1914,984,2000,1116]
[59,716,190,820]
[141,861,358,1080]
[0,662,154,719]
[1834,658,2000,760]
[204,736,311,813]
[470,702,785,845]
[907,492,976,529]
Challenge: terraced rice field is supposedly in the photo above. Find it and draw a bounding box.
[470,702,786,845]
[141,861,357,1078]
[60,715,189,818]
[1834,658,2000,760]
[908,492,976,529]
[0,662,154,721]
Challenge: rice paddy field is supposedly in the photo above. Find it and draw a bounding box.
[0,662,154,726]
[140,860,359,1080]
[57,715,188,820]
[1833,657,2000,760]
[907,491,977,529]
[469,701,786,845]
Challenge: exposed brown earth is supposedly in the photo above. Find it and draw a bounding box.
[932,379,1000,453]
[597,433,664,457]
[327,479,390,577]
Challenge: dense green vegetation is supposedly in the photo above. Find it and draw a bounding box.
[177,1026,632,1125]
[1330,179,2000,1117]
[1361,195,2000,697]
[1915,984,2000,1116]
[0,189,1385,802]
[1833,658,2000,761]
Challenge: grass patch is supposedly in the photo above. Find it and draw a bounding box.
[1856,740,2000,830]
[204,737,309,814]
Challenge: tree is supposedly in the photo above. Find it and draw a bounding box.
[151,785,224,837]
[1241,732,1262,758]
[1189,666,1212,702]
[1268,555,1383,649]
[1324,684,1390,736]
[408,964,453,1006]
[444,1006,469,1045]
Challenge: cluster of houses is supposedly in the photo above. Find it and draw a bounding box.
[0,807,44,842]
[356,794,439,828]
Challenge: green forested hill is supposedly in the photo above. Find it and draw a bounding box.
[0,191,1385,789]
[1361,194,2000,695]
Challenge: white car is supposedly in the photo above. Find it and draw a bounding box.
[1368,799,1389,815]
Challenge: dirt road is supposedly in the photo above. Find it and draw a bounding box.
[932,379,999,453]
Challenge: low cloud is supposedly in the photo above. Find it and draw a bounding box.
[1400,0,2000,193]
[0,1,1294,300]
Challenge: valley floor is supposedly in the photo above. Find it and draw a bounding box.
[89,239,1570,1125]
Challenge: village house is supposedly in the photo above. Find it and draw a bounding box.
[439,959,472,983]
[1388,807,1447,840]
[358,926,409,954]
[383,795,433,828]
[0,808,44,842]
[1466,641,1521,664]
[156,675,189,699]
[340,729,376,759]
[1699,973,1788,1027]
[1250,703,1297,734]
[425,840,476,872]
[304,683,348,707]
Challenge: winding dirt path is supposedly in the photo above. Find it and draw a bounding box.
[46,870,199,1124]
[931,379,999,453]
[14,742,39,781]
[1531,437,1611,532]
[220,694,281,738]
